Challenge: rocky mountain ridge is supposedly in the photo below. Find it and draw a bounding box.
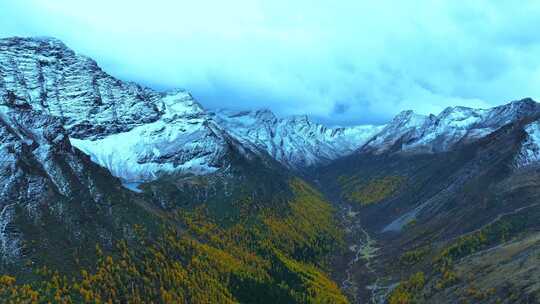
[0,36,383,183]
[211,109,384,168]
[5,37,540,186]
[362,98,540,154]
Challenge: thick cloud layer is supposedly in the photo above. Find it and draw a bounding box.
[2,0,540,125]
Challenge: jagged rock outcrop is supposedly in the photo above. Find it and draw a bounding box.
[0,37,163,139]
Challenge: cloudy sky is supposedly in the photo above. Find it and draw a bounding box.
[2,1,540,125]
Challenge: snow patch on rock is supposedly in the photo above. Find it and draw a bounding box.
[516,120,540,167]
[70,91,223,183]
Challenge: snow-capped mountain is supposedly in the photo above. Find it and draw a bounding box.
[5,36,540,303]
[69,89,232,183]
[362,98,540,154]
[0,37,237,184]
[211,109,383,168]
[4,36,540,187]
[0,37,379,184]
[0,37,163,139]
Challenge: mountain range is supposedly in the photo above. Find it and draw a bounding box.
[1,36,540,303]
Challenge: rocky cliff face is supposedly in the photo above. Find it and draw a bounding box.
[0,37,163,139]
[0,103,136,267]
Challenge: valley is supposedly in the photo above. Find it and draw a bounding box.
[338,204,382,303]
[1,36,540,303]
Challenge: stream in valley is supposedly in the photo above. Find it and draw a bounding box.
[339,204,397,304]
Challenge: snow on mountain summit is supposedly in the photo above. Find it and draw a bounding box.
[1,37,387,184]
[3,37,540,185]
[69,91,227,183]
[0,37,230,184]
[211,109,384,168]
[362,99,540,154]
[0,36,163,139]
[158,89,205,117]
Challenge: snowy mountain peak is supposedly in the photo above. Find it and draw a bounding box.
[2,36,387,183]
[362,98,540,154]
[393,109,416,119]
[0,36,164,139]
[507,97,536,108]
[5,37,540,185]
[159,89,205,118]
[361,98,540,153]
[212,108,383,168]
[212,109,278,124]
[391,110,431,130]
[438,105,485,120]
[394,109,426,121]
[485,98,540,125]
[362,110,429,153]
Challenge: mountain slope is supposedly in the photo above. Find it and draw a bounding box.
[0,37,350,303]
[69,90,233,184]
[0,102,163,278]
[316,99,540,303]
[0,98,349,304]
[0,37,164,139]
[0,37,244,184]
[4,36,540,304]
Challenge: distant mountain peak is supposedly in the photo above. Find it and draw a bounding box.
[390,109,429,126]
[510,97,536,106]
[159,89,205,117]
[362,99,540,154]
[212,108,382,168]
